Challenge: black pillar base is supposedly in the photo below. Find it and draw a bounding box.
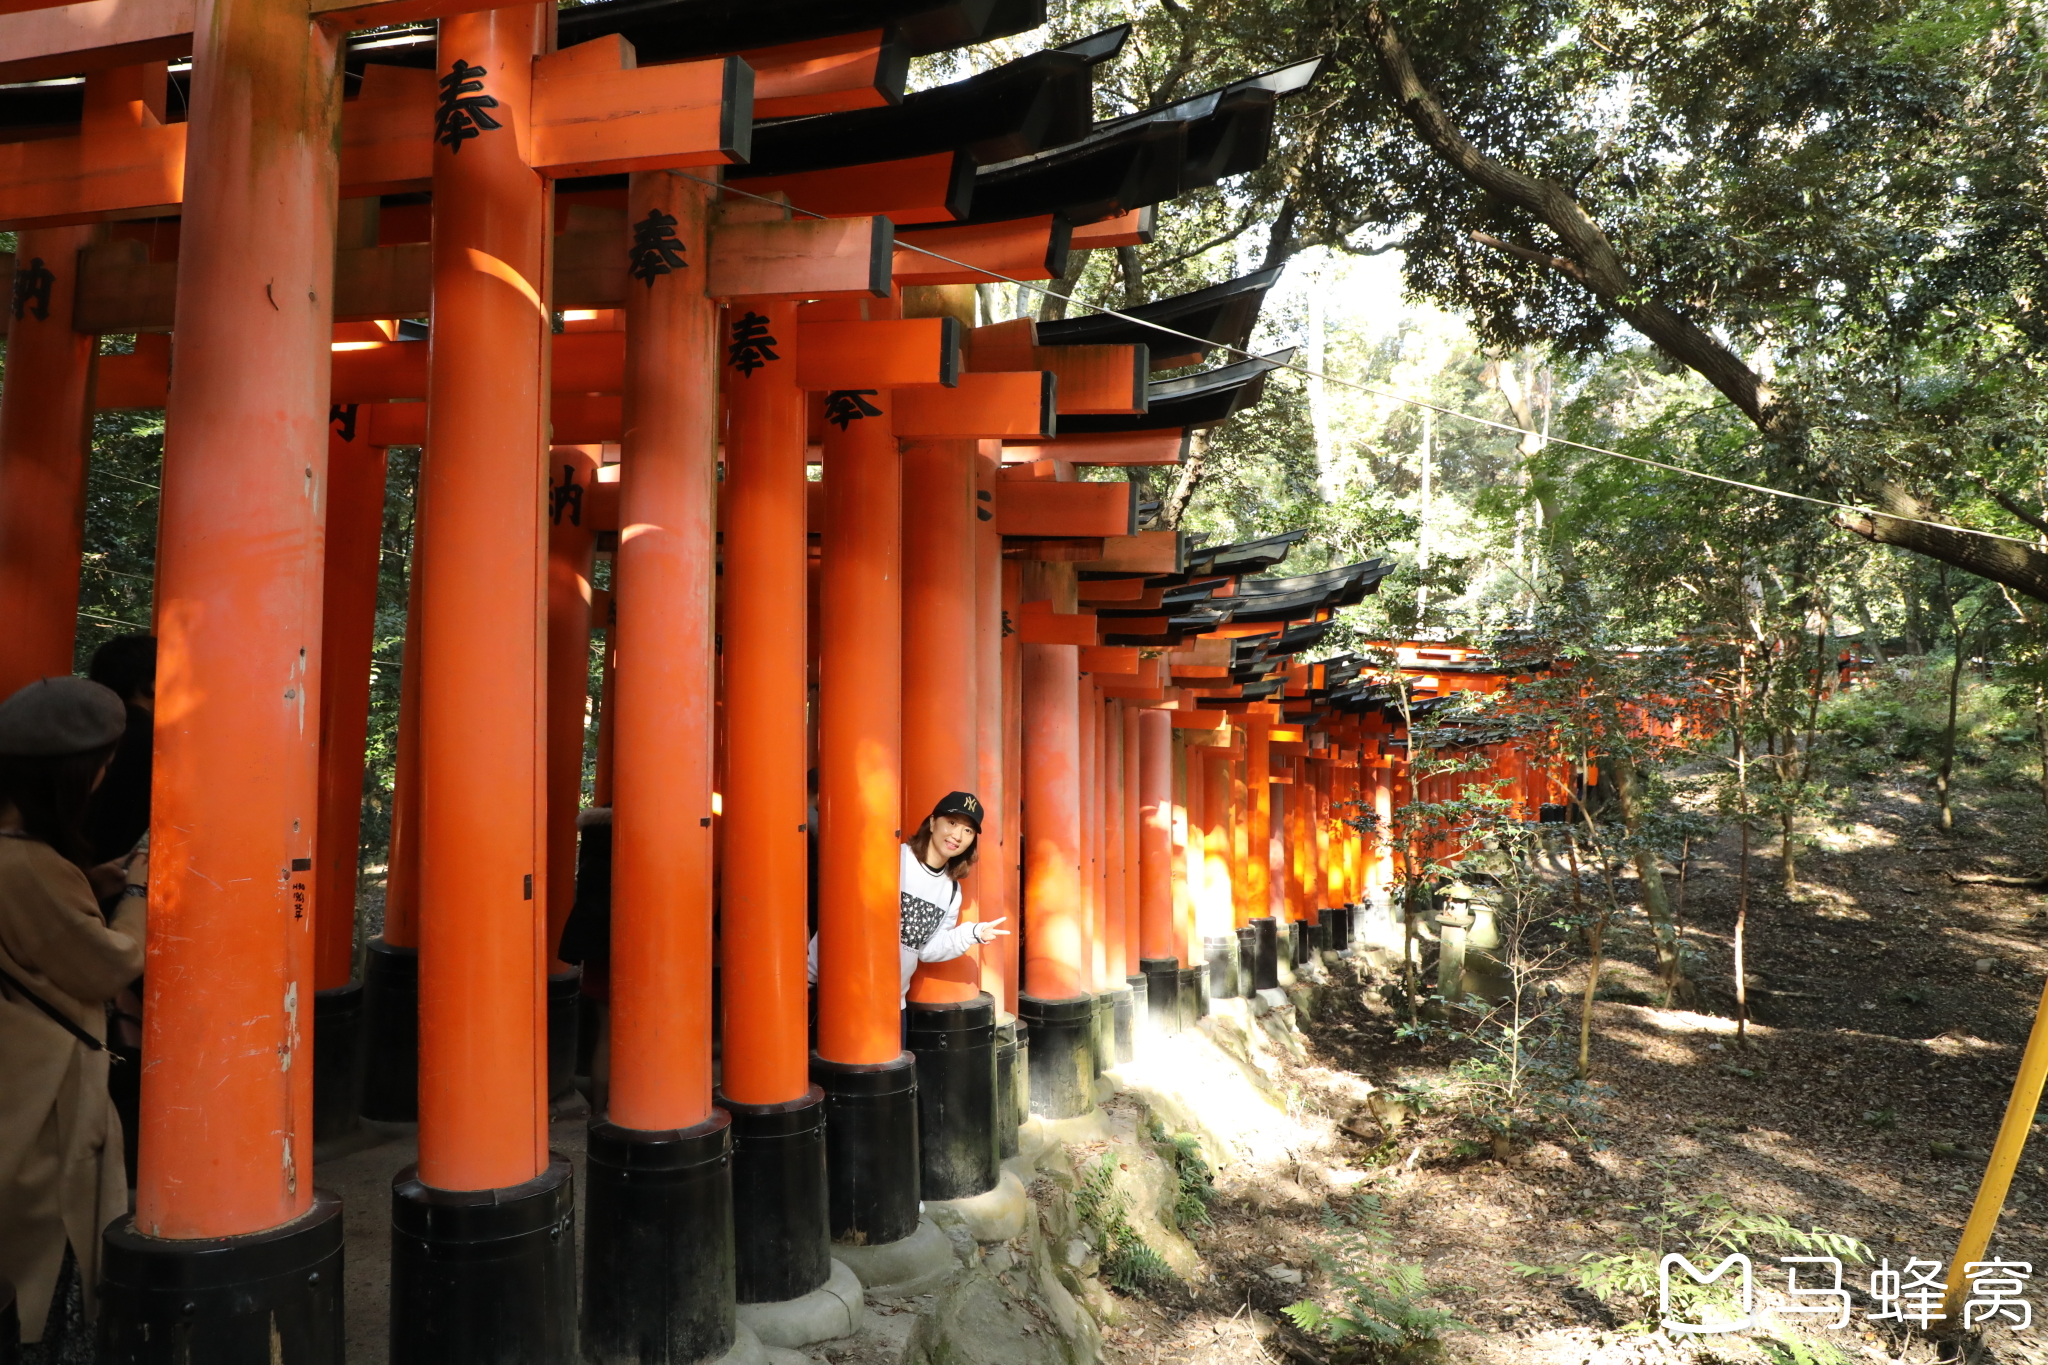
[1332,905,1354,952]
[811,1052,920,1246]
[1236,926,1258,998]
[1013,1020,1031,1128]
[545,968,580,1102]
[1088,992,1114,1077]
[313,982,366,1151]
[582,1116,736,1364]
[359,937,418,1123]
[1252,917,1281,991]
[1290,919,1307,971]
[718,1088,830,1306]
[1114,980,1140,1064]
[1016,994,1094,1119]
[906,994,999,1201]
[1139,957,1179,1036]
[391,1155,575,1365]
[1176,967,1201,1030]
[994,1015,1020,1160]
[1203,935,1237,1001]
[99,1190,344,1364]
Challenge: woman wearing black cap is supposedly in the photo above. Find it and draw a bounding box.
[0,676,147,1361]
[896,791,1008,1003]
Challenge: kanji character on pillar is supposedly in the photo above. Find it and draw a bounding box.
[436,60,502,152]
[551,464,585,527]
[824,390,882,429]
[727,311,780,376]
[10,257,53,321]
[629,210,688,287]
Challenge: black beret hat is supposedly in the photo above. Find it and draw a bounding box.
[0,676,129,757]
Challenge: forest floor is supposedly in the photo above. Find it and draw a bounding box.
[1097,761,2048,1365]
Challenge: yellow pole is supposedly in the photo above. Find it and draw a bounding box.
[1942,975,2048,1323]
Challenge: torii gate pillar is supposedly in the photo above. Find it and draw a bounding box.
[0,224,96,698]
[97,2,345,1359]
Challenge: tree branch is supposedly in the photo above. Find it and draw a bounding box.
[1361,4,1797,440]
[1365,2,2048,604]
[1836,484,2048,602]
[1985,484,2048,537]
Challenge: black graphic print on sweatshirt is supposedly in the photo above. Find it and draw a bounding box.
[901,890,948,951]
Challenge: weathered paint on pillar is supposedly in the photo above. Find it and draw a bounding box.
[1021,641,1084,1001]
[0,224,97,697]
[902,437,980,1004]
[1244,716,1273,921]
[1136,707,1173,961]
[720,296,811,1105]
[1079,677,1102,989]
[816,389,905,1064]
[138,0,341,1237]
[1103,698,1127,984]
[998,556,1024,1013]
[415,5,551,1191]
[611,169,720,1130]
[1121,704,1141,978]
[974,450,1011,1009]
[313,412,388,994]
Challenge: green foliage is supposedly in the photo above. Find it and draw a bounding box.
[1283,1195,1467,1349]
[1819,664,2035,785]
[1074,1154,1177,1296]
[1519,1162,1871,1332]
[1165,1133,1215,1230]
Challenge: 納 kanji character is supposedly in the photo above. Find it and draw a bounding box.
[629,209,688,287]
[436,60,501,152]
[551,464,584,527]
[1963,1260,2032,1330]
[727,311,780,376]
[823,390,882,429]
[1869,1258,1947,1329]
[11,256,54,321]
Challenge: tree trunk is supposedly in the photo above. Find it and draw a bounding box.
[1940,641,1964,830]
[1607,751,1690,1003]
[2035,679,2048,820]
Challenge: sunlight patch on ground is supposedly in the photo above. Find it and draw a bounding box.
[1813,821,1900,853]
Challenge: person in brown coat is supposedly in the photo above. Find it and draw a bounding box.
[0,676,146,1358]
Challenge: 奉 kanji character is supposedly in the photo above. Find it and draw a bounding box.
[727,311,780,376]
[629,209,688,287]
[11,256,54,321]
[436,60,502,152]
[1869,1258,1947,1328]
[1963,1259,2032,1330]
[823,390,882,429]
[329,403,359,444]
[1777,1256,1850,1329]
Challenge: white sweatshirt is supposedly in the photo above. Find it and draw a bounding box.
[805,843,982,1005]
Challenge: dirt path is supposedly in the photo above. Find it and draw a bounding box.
[1103,771,2048,1364]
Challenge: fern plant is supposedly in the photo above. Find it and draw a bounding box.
[1282,1195,1468,1349]
[1167,1133,1215,1230]
[1074,1153,1178,1295]
[1518,1162,1870,1333]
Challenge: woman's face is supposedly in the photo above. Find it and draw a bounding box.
[930,814,977,860]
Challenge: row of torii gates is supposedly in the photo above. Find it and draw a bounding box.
[0,2,1567,1361]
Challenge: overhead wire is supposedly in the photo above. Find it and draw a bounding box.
[674,170,2042,552]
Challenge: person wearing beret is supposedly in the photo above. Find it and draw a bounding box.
[0,676,147,1359]
[806,791,1010,1009]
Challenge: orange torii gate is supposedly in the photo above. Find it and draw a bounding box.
[0,5,1359,1361]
